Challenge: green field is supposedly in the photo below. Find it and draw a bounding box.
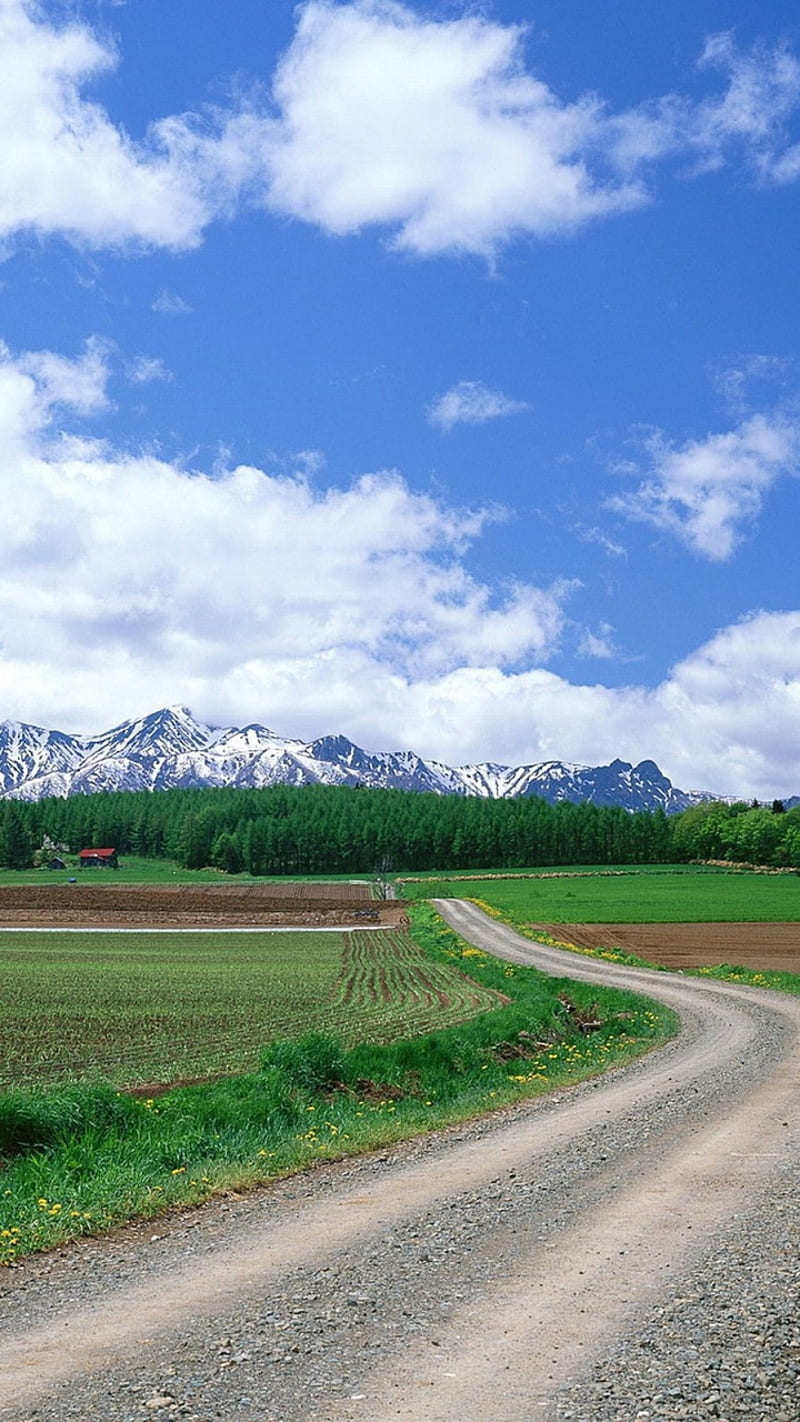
[0,903,677,1264]
[0,927,505,1090]
[400,865,800,922]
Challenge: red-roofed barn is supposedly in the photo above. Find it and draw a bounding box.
[79,847,119,869]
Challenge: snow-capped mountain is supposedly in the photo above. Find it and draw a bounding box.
[0,705,724,811]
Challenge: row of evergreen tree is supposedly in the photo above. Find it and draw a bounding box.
[1,784,797,874]
[0,783,674,873]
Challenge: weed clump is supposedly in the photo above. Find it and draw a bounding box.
[260,1032,346,1094]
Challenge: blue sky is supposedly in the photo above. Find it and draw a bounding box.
[1,0,799,797]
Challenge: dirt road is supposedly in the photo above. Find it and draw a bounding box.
[1,900,799,1421]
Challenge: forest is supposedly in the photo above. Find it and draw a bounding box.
[0,779,795,875]
[0,783,797,875]
[0,782,671,873]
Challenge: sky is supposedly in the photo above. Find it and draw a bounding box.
[1,0,799,798]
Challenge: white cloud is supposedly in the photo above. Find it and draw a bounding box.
[692,32,800,179]
[0,336,570,733]
[127,356,172,385]
[1,341,800,799]
[575,524,626,559]
[707,353,794,415]
[385,610,800,798]
[428,380,528,431]
[1,3,799,260]
[151,289,193,316]
[577,624,618,660]
[0,0,258,252]
[607,413,800,560]
[260,6,800,256]
[263,0,645,255]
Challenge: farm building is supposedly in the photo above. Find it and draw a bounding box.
[79,847,119,869]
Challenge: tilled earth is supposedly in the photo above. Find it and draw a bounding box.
[534,921,800,974]
[0,882,408,929]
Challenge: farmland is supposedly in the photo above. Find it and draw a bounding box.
[402,864,800,923]
[527,921,800,975]
[0,879,405,929]
[0,926,506,1090]
[0,896,677,1264]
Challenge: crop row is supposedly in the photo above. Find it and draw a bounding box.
[0,926,502,1090]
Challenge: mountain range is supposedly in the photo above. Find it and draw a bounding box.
[0,705,739,813]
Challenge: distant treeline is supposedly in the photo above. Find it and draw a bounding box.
[0,785,797,874]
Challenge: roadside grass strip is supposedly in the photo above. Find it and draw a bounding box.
[0,904,676,1265]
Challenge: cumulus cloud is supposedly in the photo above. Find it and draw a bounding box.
[428,381,529,431]
[607,413,800,560]
[387,611,800,798]
[260,5,800,256]
[1,340,800,799]
[1,3,799,259]
[263,0,645,255]
[0,336,570,733]
[0,0,260,252]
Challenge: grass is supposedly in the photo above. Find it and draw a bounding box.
[0,928,505,1090]
[0,903,677,1264]
[400,864,800,922]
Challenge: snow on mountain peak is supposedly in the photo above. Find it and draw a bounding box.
[0,706,725,810]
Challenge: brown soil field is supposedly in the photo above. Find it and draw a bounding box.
[0,881,409,929]
[532,922,800,974]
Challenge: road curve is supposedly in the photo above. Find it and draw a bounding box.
[1,901,799,1421]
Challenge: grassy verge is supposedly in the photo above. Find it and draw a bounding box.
[0,903,676,1265]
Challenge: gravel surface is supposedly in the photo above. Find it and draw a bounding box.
[1,902,798,1422]
[554,1162,800,1422]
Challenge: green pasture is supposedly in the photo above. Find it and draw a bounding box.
[400,865,800,922]
[0,927,504,1090]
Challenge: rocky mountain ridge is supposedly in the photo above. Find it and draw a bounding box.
[0,705,726,812]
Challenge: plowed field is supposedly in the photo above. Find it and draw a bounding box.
[0,882,407,929]
[532,921,800,974]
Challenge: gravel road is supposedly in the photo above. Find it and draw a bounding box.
[1,900,798,1422]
